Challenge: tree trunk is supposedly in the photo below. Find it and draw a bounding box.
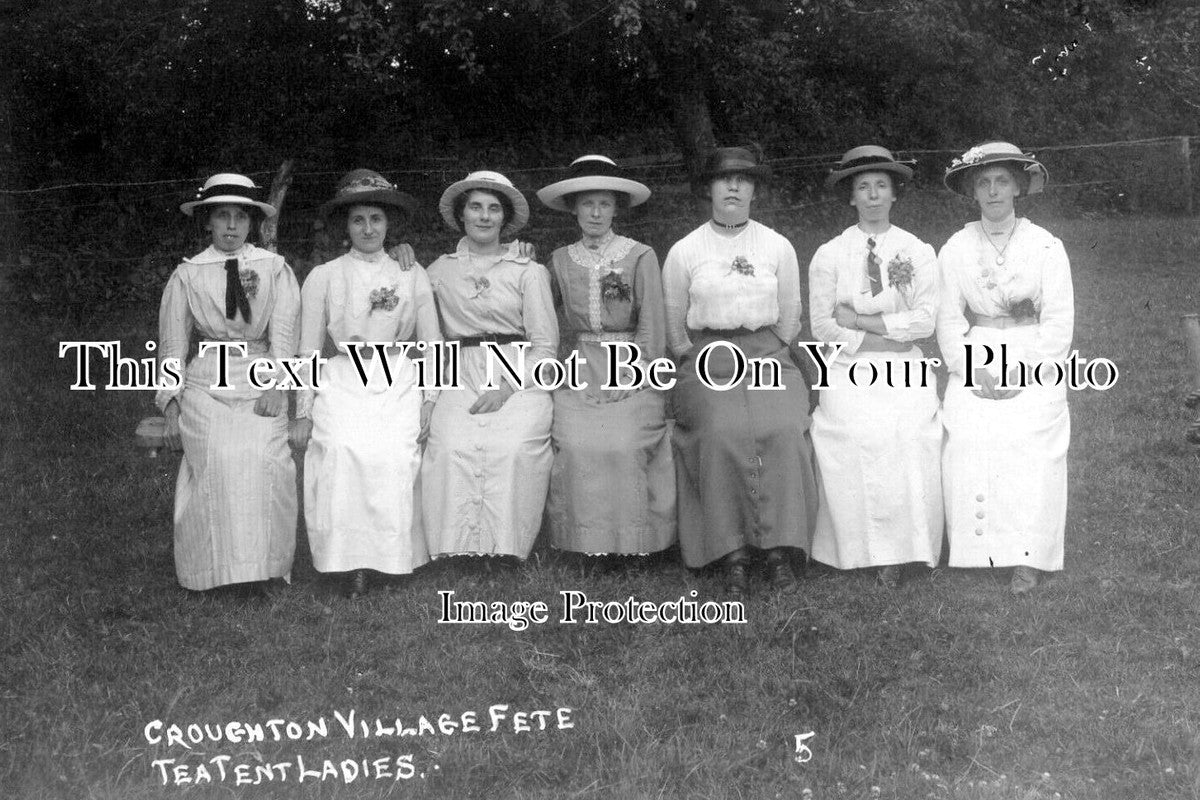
[644,2,717,188]
[668,64,717,189]
[259,159,295,254]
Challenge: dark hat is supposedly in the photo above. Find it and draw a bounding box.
[695,145,771,195]
[943,142,1048,196]
[180,173,276,217]
[536,155,651,212]
[320,169,417,218]
[825,145,915,189]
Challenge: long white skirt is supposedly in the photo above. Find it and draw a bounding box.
[305,353,428,574]
[174,349,296,590]
[421,344,552,559]
[810,348,944,569]
[942,326,1070,571]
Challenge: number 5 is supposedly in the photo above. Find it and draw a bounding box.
[794,731,815,763]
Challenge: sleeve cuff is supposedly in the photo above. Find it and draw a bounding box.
[296,389,314,419]
[880,311,907,340]
[155,388,181,413]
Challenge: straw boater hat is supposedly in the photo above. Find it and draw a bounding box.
[694,145,772,196]
[180,173,276,217]
[438,170,530,234]
[825,145,915,189]
[319,168,417,218]
[943,141,1049,197]
[536,155,651,212]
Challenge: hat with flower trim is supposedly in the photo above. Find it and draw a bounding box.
[180,173,276,217]
[320,168,417,218]
[943,142,1048,197]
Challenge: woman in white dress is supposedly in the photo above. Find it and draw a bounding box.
[157,173,299,594]
[292,169,441,598]
[808,146,943,588]
[662,145,817,596]
[937,142,1073,595]
[535,155,675,561]
[422,172,558,561]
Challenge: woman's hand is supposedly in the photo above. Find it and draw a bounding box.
[388,243,418,269]
[971,368,1021,400]
[254,390,285,417]
[834,304,858,329]
[514,240,537,261]
[418,400,435,444]
[163,400,183,452]
[469,383,515,414]
[600,386,640,403]
[290,417,313,449]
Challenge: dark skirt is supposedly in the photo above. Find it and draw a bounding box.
[670,328,818,568]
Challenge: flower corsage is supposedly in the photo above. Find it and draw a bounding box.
[239,269,260,299]
[600,270,632,302]
[1005,297,1039,322]
[729,256,755,277]
[886,255,914,291]
[465,275,490,298]
[369,285,400,313]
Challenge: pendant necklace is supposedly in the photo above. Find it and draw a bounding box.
[982,220,1019,265]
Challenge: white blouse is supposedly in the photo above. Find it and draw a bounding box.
[155,244,299,411]
[808,224,937,356]
[297,249,442,416]
[937,219,1074,377]
[426,238,558,388]
[661,220,802,356]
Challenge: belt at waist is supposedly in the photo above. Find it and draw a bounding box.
[576,331,635,343]
[337,342,424,359]
[457,332,526,348]
[972,315,1036,329]
[196,338,270,356]
[694,326,760,338]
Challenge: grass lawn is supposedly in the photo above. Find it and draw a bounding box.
[1,214,1198,799]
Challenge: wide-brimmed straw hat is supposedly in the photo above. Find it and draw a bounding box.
[438,171,530,234]
[825,145,915,189]
[943,141,1049,196]
[694,145,771,196]
[319,168,417,218]
[180,173,276,217]
[536,155,651,212]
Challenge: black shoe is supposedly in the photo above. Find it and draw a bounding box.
[345,570,369,599]
[768,561,797,592]
[725,563,750,598]
[766,551,798,592]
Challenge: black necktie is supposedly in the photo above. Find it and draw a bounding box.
[224,258,252,322]
[866,237,882,296]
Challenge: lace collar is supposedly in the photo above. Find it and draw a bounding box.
[568,232,636,270]
[348,247,387,264]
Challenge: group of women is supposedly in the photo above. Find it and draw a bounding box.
[156,140,1073,600]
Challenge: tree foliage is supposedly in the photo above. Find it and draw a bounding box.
[1,0,1196,257]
